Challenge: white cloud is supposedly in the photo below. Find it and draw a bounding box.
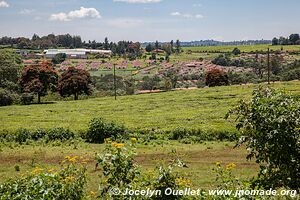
[0,1,9,8]
[113,0,161,3]
[50,7,101,22]
[195,14,204,19]
[106,18,143,28]
[171,12,181,16]
[19,9,35,15]
[170,12,203,19]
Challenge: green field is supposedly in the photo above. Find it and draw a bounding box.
[183,44,300,53]
[1,81,300,133]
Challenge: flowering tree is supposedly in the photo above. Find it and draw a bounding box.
[19,61,58,103]
[58,67,92,100]
[205,68,229,87]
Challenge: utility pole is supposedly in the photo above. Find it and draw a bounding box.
[267,48,270,85]
[113,63,117,100]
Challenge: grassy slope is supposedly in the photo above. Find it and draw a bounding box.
[183,44,300,53]
[1,81,300,133]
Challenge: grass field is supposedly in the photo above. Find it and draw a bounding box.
[183,44,300,53]
[1,81,300,133]
[0,141,258,192]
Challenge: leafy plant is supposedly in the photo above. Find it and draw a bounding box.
[227,87,300,189]
[0,157,87,200]
[96,141,141,199]
[86,118,126,144]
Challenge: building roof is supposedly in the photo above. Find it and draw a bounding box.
[44,49,112,55]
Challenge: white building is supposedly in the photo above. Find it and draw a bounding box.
[44,49,112,59]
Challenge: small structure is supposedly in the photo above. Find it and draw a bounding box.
[44,49,112,59]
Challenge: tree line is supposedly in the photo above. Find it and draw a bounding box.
[272,33,300,45]
[0,34,142,58]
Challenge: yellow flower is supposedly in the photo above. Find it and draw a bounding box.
[215,161,221,166]
[105,138,112,143]
[65,176,75,182]
[226,163,236,170]
[31,167,43,174]
[131,138,137,143]
[112,143,125,148]
[69,156,78,163]
[48,168,55,173]
[90,191,97,197]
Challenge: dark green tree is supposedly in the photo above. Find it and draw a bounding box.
[51,53,66,65]
[58,67,92,100]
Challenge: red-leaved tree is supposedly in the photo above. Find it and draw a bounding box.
[19,61,58,103]
[58,67,92,100]
[205,68,229,87]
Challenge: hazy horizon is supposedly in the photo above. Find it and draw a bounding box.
[0,0,299,42]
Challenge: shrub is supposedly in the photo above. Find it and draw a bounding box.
[0,158,86,199]
[212,54,231,66]
[96,141,141,199]
[86,118,126,143]
[44,127,75,142]
[232,47,241,55]
[20,93,34,105]
[205,68,229,87]
[0,88,13,106]
[0,128,76,144]
[227,87,300,189]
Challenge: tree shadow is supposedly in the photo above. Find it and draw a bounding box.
[26,102,57,105]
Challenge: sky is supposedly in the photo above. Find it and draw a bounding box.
[0,0,299,42]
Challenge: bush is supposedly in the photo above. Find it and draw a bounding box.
[86,118,126,143]
[20,93,34,105]
[0,128,76,144]
[212,54,231,66]
[0,158,86,199]
[0,88,13,106]
[227,87,300,189]
[96,141,140,199]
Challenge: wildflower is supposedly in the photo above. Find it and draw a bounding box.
[65,176,75,182]
[215,161,221,166]
[48,168,55,173]
[226,163,236,170]
[131,137,137,143]
[105,138,112,143]
[31,167,43,174]
[90,191,97,197]
[69,156,78,163]
[112,143,125,148]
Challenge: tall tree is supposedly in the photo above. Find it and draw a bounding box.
[175,39,181,54]
[19,61,58,103]
[289,34,300,45]
[155,40,159,50]
[0,49,21,87]
[145,44,153,53]
[272,37,279,45]
[58,67,92,100]
[104,37,109,50]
